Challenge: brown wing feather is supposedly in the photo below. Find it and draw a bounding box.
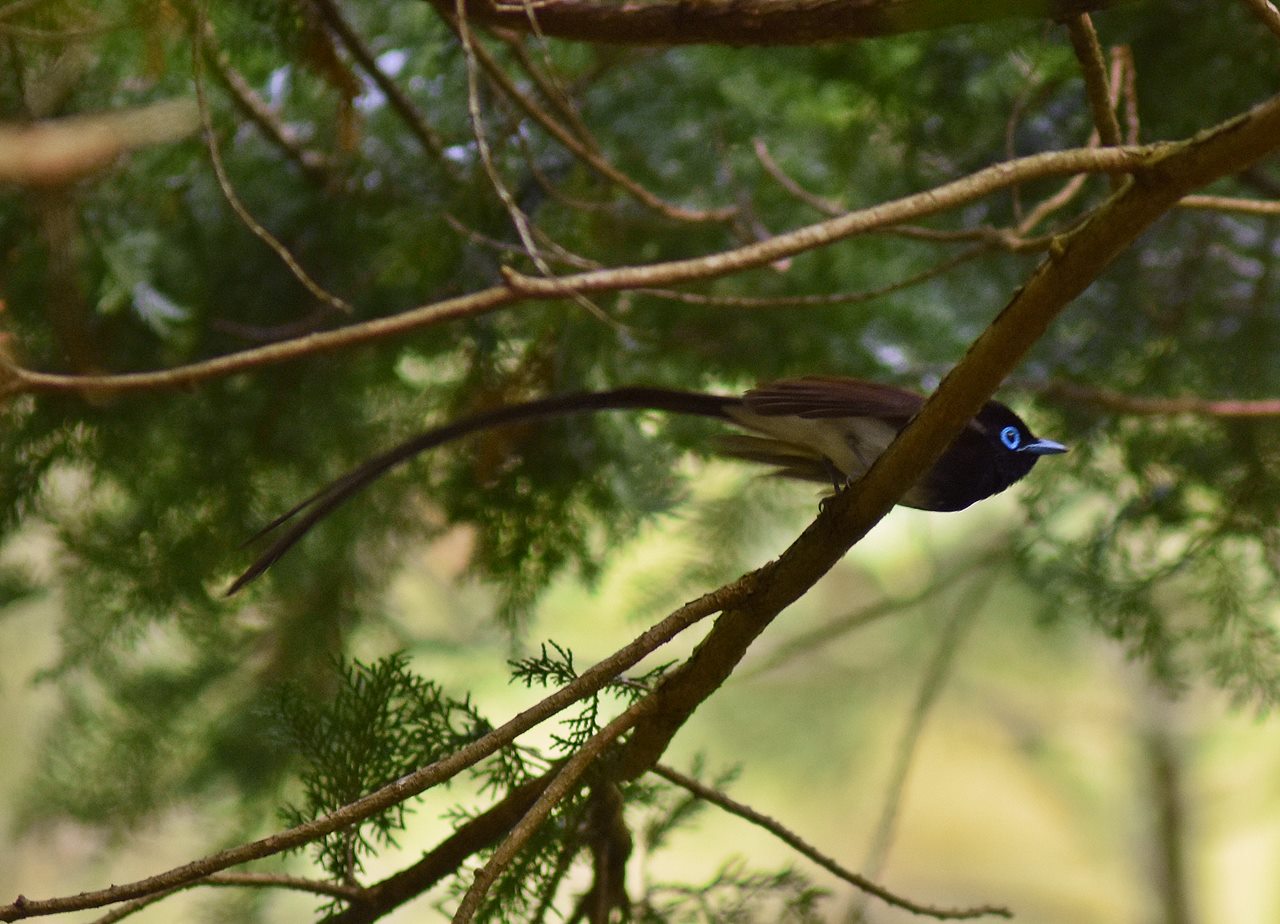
[713,434,833,483]
[743,376,925,420]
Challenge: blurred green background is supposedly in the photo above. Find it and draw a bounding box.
[4,0,1280,920]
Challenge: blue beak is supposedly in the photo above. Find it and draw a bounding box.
[1022,438,1068,456]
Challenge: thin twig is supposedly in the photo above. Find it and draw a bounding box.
[1016,171,1093,234]
[306,0,450,162]
[638,244,992,309]
[191,20,355,316]
[1003,58,1060,224]
[752,138,1052,251]
[1020,26,1129,231]
[651,765,1011,920]
[753,137,843,216]
[498,32,600,154]
[87,873,365,924]
[875,224,1051,252]
[745,547,1005,678]
[445,211,603,270]
[1113,45,1140,144]
[452,0,619,330]
[449,13,734,223]
[1041,380,1280,416]
[178,1,332,183]
[1178,194,1280,215]
[856,578,994,909]
[0,143,1161,398]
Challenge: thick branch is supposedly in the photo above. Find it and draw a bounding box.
[0,586,733,921]
[328,774,557,924]
[424,0,1127,46]
[611,90,1280,783]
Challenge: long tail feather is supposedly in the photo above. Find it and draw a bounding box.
[227,387,735,594]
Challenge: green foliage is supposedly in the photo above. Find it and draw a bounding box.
[5,0,1280,917]
[443,790,591,924]
[510,641,673,751]
[273,653,490,880]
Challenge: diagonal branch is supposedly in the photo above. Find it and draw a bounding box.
[0,586,733,922]
[307,0,451,161]
[192,27,355,317]
[652,764,1010,920]
[2,144,1146,399]
[607,88,1280,789]
[177,2,333,183]
[445,12,734,223]
[1066,14,1122,150]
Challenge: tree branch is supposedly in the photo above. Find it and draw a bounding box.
[308,0,451,161]
[2,144,1144,399]
[442,11,735,222]
[0,586,731,921]
[178,2,333,183]
[1066,14,1122,151]
[419,0,1128,47]
[608,87,1280,792]
[652,764,1010,920]
[1240,0,1280,41]
[0,98,196,186]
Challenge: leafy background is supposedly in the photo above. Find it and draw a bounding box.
[3,0,1280,921]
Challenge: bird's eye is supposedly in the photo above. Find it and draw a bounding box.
[999,426,1021,450]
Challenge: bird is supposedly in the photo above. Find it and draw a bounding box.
[226,376,1066,594]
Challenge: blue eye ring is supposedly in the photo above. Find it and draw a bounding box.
[999,426,1021,450]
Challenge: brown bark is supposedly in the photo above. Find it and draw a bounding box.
[427,0,1127,47]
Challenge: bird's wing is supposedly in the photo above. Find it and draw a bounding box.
[742,376,925,421]
[714,434,833,483]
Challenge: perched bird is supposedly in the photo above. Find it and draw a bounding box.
[227,376,1066,594]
